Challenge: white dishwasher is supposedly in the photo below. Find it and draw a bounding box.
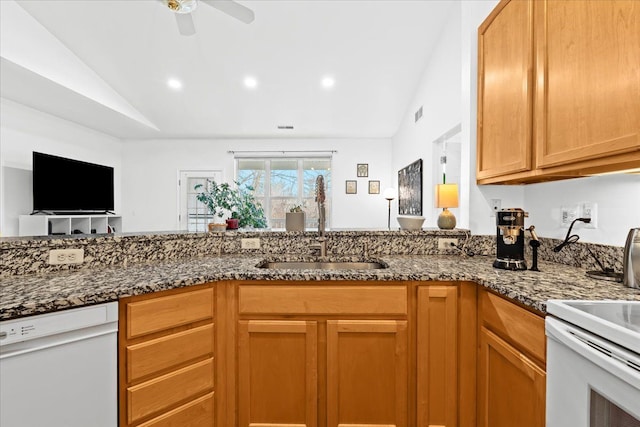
[0,302,118,427]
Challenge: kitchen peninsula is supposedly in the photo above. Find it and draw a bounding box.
[2,230,639,427]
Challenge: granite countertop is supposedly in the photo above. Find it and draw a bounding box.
[2,254,639,320]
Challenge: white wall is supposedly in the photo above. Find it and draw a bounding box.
[121,138,393,232]
[525,175,640,246]
[0,98,123,236]
[391,5,464,227]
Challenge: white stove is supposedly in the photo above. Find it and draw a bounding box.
[546,300,640,427]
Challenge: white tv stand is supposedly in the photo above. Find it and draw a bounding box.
[19,214,122,237]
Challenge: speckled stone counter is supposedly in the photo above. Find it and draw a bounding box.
[2,254,639,320]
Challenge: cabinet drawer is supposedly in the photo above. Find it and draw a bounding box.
[137,392,214,427]
[479,290,545,363]
[238,285,407,315]
[127,324,214,382]
[127,288,214,339]
[127,358,214,424]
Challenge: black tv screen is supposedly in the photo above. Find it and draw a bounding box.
[32,152,114,213]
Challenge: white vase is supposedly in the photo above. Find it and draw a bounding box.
[285,212,305,231]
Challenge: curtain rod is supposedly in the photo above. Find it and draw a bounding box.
[228,150,337,154]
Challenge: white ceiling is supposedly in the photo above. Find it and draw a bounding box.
[0,0,456,139]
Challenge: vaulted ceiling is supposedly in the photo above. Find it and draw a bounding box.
[0,0,456,139]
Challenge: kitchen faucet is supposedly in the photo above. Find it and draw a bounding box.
[310,175,327,257]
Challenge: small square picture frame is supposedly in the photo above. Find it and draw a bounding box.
[357,163,369,177]
[368,180,380,194]
[345,180,357,194]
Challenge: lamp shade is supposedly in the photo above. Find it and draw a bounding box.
[435,184,459,208]
[383,188,396,200]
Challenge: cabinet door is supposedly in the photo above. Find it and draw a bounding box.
[326,320,408,427]
[477,0,534,180]
[478,326,545,427]
[417,286,457,427]
[534,0,640,169]
[237,320,318,427]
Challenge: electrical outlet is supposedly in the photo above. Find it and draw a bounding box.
[48,249,84,265]
[560,205,579,227]
[581,202,597,229]
[241,238,261,250]
[490,199,502,216]
[437,238,458,250]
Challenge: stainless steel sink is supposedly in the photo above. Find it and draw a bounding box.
[257,261,387,270]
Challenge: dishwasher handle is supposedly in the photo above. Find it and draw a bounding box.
[0,322,117,360]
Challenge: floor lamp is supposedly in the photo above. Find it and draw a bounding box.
[383,188,396,230]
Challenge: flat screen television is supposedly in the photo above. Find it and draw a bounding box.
[32,152,114,213]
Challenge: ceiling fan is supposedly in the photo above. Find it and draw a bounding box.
[164,0,255,36]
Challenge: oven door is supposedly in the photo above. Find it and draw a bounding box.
[546,317,640,427]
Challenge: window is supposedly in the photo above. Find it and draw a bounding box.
[236,157,332,229]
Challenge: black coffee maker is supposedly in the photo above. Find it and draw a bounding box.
[493,208,528,270]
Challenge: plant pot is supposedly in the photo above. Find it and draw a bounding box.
[208,222,227,232]
[285,212,305,231]
[226,218,239,230]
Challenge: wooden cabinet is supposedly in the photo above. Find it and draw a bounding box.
[119,284,215,427]
[477,0,640,184]
[237,320,318,427]
[477,0,534,181]
[234,282,409,427]
[327,320,408,427]
[477,289,546,427]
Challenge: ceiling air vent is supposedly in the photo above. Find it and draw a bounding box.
[277,125,294,130]
[414,106,423,123]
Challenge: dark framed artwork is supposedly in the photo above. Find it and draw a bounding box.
[345,180,357,194]
[368,180,380,194]
[398,159,423,215]
[357,163,369,177]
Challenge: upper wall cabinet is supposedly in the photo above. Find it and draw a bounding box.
[477,0,640,184]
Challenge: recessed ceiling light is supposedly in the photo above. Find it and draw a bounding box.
[244,76,258,89]
[321,76,335,88]
[167,78,183,90]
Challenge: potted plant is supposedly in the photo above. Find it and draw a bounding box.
[194,180,267,231]
[285,204,305,231]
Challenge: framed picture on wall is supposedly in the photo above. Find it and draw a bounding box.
[357,163,369,177]
[398,159,423,215]
[368,180,380,194]
[345,180,357,194]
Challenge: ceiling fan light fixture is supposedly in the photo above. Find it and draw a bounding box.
[166,0,198,14]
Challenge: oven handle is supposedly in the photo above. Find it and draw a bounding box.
[546,317,640,390]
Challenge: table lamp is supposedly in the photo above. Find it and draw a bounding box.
[435,183,458,230]
[383,188,396,230]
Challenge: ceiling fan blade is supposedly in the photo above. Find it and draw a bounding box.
[201,0,255,24]
[175,13,196,36]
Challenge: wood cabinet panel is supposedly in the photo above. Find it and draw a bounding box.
[137,392,214,427]
[417,286,457,427]
[477,0,534,179]
[477,0,640,184]
[126,288,214,339]
[238,285,407,316]
[127,358,214,424]
[326,320,408,427]
[479,290,545,364]
[478,327,545,427]
[535,0,640,169]
[127,324,214,382]
[237,320,317,427]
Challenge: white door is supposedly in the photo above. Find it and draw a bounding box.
[178,170,223,232]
